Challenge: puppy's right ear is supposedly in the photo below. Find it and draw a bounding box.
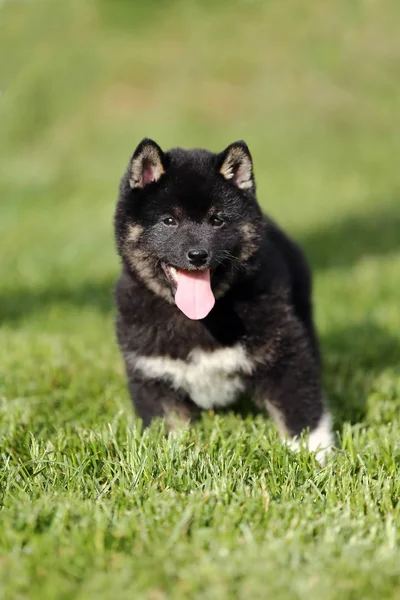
[129,138,166,189]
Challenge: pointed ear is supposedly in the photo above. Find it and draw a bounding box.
[218,141,254,190]
[129,138,166,189]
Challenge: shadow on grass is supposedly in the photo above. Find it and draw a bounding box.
[0,279,115,325]
[321,321,400,427]
[300,197,400,271]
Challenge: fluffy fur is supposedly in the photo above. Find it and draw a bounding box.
[114,138,334,461]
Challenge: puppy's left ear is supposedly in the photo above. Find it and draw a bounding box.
[218,141,254,190]
[129,138,166,189]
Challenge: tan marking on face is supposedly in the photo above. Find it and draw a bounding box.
[127,224,144,243]
[239,223,260,261]
[123,227,173,302]
[127,247,174,303]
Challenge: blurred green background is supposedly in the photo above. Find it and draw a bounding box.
[1,0,400,299]
[1,1,400,598]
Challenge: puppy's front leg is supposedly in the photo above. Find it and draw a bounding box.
[253,325,334,463]
[127,372,199,432]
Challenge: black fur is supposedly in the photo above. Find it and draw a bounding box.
[114,139,332,450]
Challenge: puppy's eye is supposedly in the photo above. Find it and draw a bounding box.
[210,216,224,228]
[163,217,178,226]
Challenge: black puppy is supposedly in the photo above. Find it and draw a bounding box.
[114,139,334,461]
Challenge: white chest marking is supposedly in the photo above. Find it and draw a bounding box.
[131,345,254,409]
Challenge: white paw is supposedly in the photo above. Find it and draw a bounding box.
[286,412,335,464]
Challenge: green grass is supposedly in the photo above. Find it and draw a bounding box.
[1,0,400,598]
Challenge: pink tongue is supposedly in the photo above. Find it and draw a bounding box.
[175,269,215,320]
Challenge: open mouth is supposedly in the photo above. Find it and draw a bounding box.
[161,262,215,320]
[161,263,179,290]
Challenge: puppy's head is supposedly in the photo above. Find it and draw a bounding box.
[115,138,263,319]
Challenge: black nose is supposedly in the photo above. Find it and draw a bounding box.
[187,248,209,266]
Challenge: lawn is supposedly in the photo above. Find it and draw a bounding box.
[1,0,400,598]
